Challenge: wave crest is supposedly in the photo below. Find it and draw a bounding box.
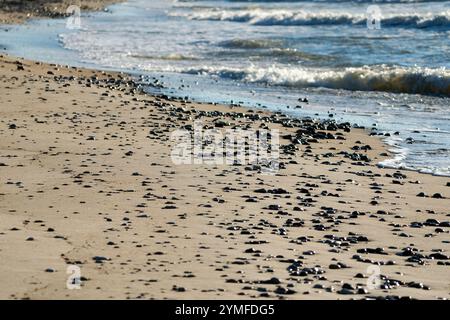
[180,65,450,96]
[172,9,450,29]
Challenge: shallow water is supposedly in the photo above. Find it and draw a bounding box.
[1,0,449,175]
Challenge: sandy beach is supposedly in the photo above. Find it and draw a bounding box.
[0,0,121,24]
[0,53,449,300]
[0,0,449,301]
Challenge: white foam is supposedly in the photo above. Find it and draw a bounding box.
[171,8,450,29]
[176,64,450,96]
[377,135,450,176]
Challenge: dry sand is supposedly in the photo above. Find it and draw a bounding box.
[0,54,449,300]
[0,0,122,24]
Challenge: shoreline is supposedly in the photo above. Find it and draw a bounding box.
[1,1,449,178]
[0,2,449,300]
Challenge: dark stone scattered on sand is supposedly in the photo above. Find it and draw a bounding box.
[416,192,427,197]
[428,253,449,260]
[274,286,296,295]
[173,285,186,292]
[260,277,281,285]
[92,256,109,264]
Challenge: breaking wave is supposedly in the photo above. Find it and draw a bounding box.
[179,64,450,96]
[172,9,450,29]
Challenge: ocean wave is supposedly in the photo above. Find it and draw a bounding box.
[263,48,333,62]
[219,38,284,49]
[178,64,450,96]
[171,8,450,29]
[218,39,332,62]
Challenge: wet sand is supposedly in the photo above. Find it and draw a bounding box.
[0,54,449,300]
